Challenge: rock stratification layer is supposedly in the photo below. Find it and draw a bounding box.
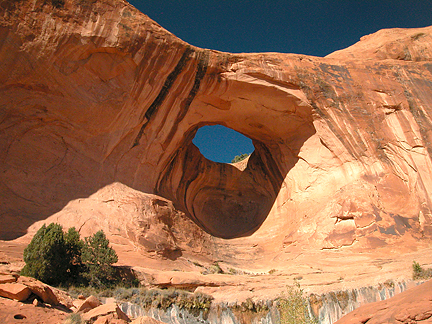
[1,0,432,264]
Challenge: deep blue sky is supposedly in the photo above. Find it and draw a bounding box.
[192,125,254,163]
[128,0,432,162]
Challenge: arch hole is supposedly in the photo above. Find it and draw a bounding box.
[14,314,26,320]
[192,125,254,163]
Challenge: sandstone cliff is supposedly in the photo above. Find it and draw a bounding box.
[1,0,432,304]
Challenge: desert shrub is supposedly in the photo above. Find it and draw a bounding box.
[113,287,140,302]
[231,153,250,163]
[413,261,422,278]
[176,291,213,314]
[201,262,224,275]
[22,223,119,288]
[111,287,213,313]
[208,262,223,274]
[81,230,118,288]
[21,223,78,286]
[232,298,269,313]
[65,227,85,282]
[412,261,432,280]
[64,313,82,324]
[67,285,99,299]
[68,285,213,315]
[278,281,318,324]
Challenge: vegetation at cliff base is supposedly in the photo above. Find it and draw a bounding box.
[21,223,74,286]
[278,281,318,324]
[412,261,432,280]
[68,286,213,315]
[21,223,118,288]
[81,230,118,287]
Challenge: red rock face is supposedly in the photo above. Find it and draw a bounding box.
[1,0,432,259]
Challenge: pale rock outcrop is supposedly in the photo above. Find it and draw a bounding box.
[24,183,210,261]
[335,279,432,324]
[130,316,166,324]
[82,302,130,323]
[327,27,432,61]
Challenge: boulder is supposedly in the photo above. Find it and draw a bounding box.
[76,295,102,313]
[0,283,31,301]
[82,303,130,323]
[17,276,59,306]
[51,286,75,309]
[72,299,85,311]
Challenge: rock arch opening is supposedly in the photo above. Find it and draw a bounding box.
[155,68,317,239]
[192,125,254,164]
[156,118,316,239]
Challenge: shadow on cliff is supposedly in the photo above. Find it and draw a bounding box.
[0,124,316,242]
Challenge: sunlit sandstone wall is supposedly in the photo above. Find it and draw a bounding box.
[1,0,432,253]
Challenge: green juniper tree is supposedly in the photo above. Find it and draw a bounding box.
[21,223,73,286]
[81,230,118,287]
[22,223,118,288]
[64,227,85,282]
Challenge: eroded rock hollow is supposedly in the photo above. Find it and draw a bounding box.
[1,0,432,259]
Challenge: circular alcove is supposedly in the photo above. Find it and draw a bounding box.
[157,122,290,239]
[154,71,316,239]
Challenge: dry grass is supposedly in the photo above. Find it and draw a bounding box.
[278,281,318,324]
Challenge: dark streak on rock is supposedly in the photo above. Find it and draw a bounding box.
[155,50,210,201]
[163,50,210,148]
[310,101,359,159]
[405,89,432,159]
[297,69,361,160]
[132,47,194,148]
[316,71,368,158]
